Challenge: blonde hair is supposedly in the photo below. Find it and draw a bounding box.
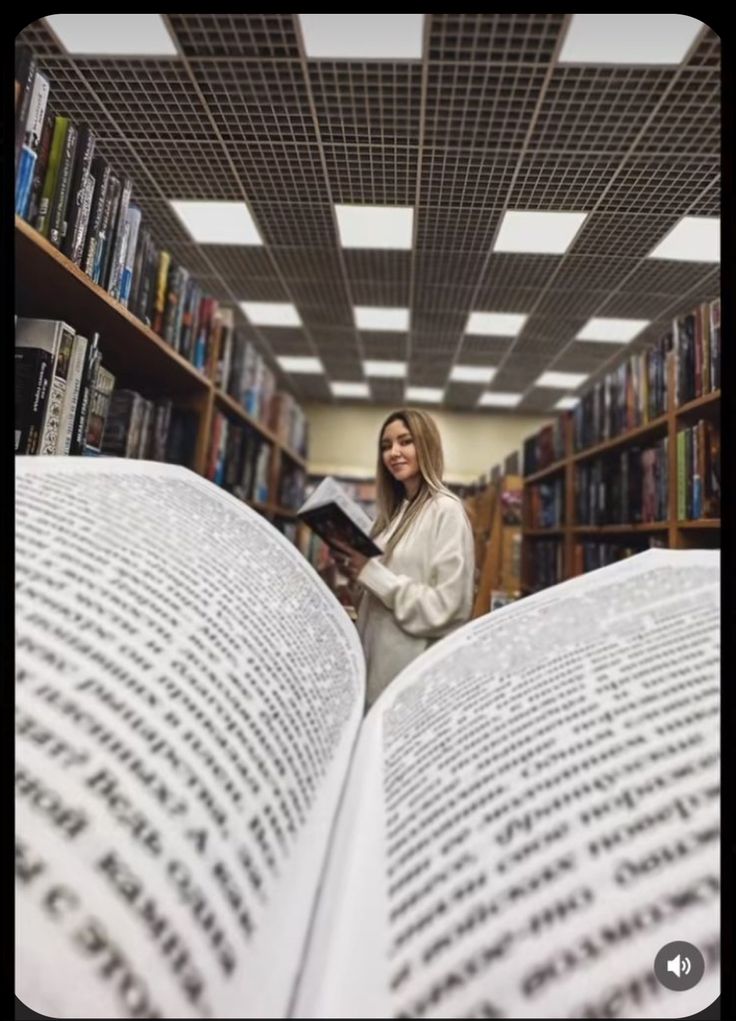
[372,408,452,559]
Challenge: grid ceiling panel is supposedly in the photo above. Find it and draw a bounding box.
[366,380,406,405]
[323,144,419,205]
[636,70,720,155]
[519,390,564,413]
[528,68,673,154]
[426,13,565,64]
[287,376,332,401]
[424,63,549,151]
[685,27,720,68]
[167,14,302,59]
[445,383,484,410]
[309,63,422,147]
[17,15,720,414]
[596,156,720,214]
[71,59,216,142]
[319,353,363,380]
[17,18,64,55]
[299,303,355,329]
[190,59,319,146]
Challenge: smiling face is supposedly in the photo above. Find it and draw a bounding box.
[380,417,421,494]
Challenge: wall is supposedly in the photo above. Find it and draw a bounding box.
[303,403,553,483]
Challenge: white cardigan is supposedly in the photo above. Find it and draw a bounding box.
[355,490,475,709]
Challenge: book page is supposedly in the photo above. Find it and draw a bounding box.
[299,476,377,538]
[295,549,719,1019]
[15,457,365,1019]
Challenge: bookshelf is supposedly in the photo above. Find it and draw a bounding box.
[15,215,308,529]
[522,352,720,592]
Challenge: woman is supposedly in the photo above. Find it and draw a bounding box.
[332,408,475,710]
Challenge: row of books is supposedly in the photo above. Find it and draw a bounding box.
[572,538,666,576]
[218,332,309,457]
[571,298,720,452]
[99,391,198,467]
[676,420,720,521]
[205,412,274,505]
[526,479,565,529]
[522,418,565,476]
[525,539,564,592]
[278,463,307,512]
[14,47,228,377]
[15,317,115,458]
[575,440,669,526]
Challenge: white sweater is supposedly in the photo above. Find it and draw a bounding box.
[356,490,475,709]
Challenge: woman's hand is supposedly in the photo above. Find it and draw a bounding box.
[329,539,369,582]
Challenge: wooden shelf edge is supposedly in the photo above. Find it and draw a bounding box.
[213,389,307,467]
[572,412,669,463]
[16,216,209,390]
[523,459,566,484]
[675,390,721,417]
[677,519,721,529]
[523,528,564,536]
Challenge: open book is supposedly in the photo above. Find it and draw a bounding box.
[16,458,720,1019]
[298,475,383,557]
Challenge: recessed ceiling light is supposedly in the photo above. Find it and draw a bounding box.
[298,14,424,59]
[330,381,370,398]
[45,13,179,55]
[536,371,588,389]
[478,392,522,408]
[494,210,588,254]
[575,317,650,343]
[450,365,497,384]
[240,302,302,327]
[355,306,409,331]
[363,360,407,378]
[406,386,443,404]
[559,14,702,65]
[170,200,263,245]
[465,312,527,337]
[335,204,414,249]
[648,216,720,263]
[276,356,324,374]
[555,396,580,410]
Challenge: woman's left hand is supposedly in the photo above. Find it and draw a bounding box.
[330,539,369,582]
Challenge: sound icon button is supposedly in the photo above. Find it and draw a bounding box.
[654,941,705,991]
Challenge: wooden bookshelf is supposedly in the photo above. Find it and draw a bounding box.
[522,351,720,591]
[15,216,309,528]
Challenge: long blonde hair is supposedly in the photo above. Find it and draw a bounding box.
[372,408,451,559]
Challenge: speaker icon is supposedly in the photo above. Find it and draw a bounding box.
[666,954,692,977]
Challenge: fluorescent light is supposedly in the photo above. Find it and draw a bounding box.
[46,13,178,55]
[555,396,580,410]
[494,210,588,254]
[240,302,302,327]
[648,216,720,263]
[330,381,370,398]
[559,14,702,65]
[355,306,409,331]
[536,371,588,389]
[336,205,413,250]
[406,386,443,404]
[576,317,650,343]
[276,356,324,374]
[450,365,497,384]
[363,360,407,378]
[299,14,424,59]
[465,312,527,337]
[478,392,522,408]
[170,200,263,245]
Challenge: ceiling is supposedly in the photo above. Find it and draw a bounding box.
[17,14,720,415]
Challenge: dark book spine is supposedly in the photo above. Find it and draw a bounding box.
[48,121,79,248]
[82,156,111,278]
[128,226,150,319]
[106,176,133,298]
[67,171,96,267]
[14,48,36,175]
[94,174,121,285]
[14,348,53,455]
[70,333,100,455]
[61,125,96,260]
[26,113,53,226]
